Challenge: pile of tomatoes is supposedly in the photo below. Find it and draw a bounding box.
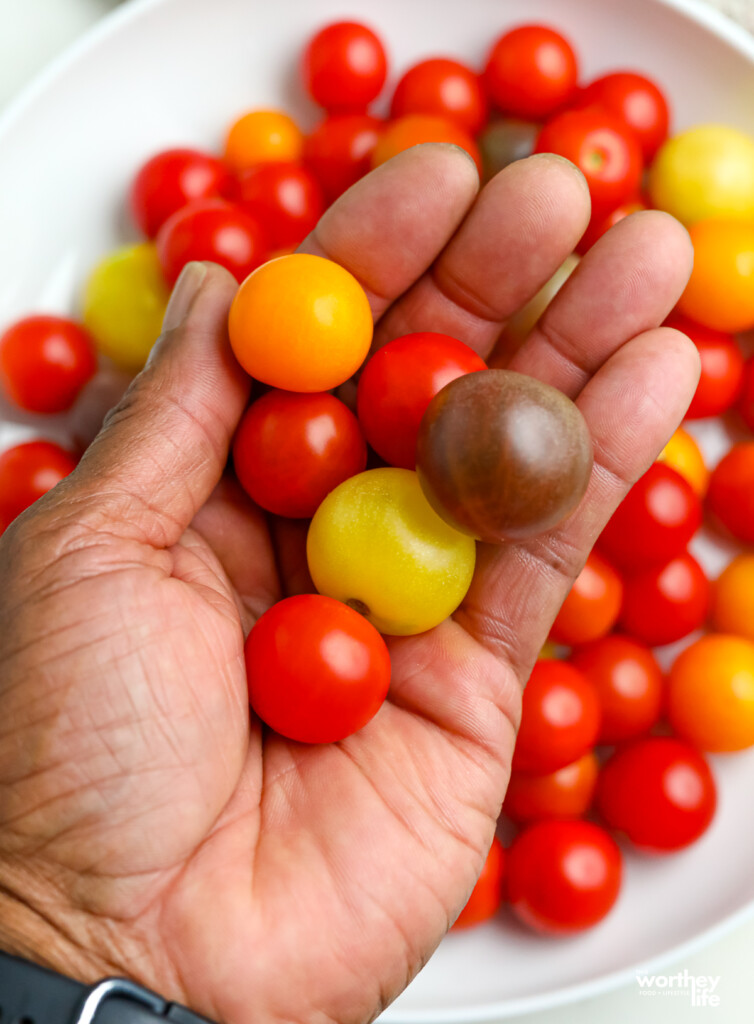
[2,17,754,939]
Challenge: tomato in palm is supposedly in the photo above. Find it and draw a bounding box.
[573,72,670,161]
[595,737,716,852]
[231,162,324,251]
[232,390,367,519]
[302,21,388,113]
[549,550,622,646]
[371,114,482,175]
[512,660,600,774]
[0,440,78,532]
[534,108,643,217]
[677,219,754,333]
[597,463,702,571]
[390,58,488,136]
[739,357,754,433]
[570,635,663,744]
[0,315,97,413]
[707,442,754,544]
[503,752,599,825]
[712,554,754,643]
[483,25,578,120]
[303,114,383,202]
[664,314,743,419]
[507,820,622,934]
[156,199,269,286]
[618,550,710,647]
[451,837,506,930]
[245,594,391,744]
[356,332,486,469]
[129,148,232,239]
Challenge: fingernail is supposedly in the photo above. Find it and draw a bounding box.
[162,262,208,331]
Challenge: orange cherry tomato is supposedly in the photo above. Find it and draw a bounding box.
[224,109,304,173]
[228,253,373,392]
[371,114,482,175]
[657,426,709,498]
[667,634,754,752]
[549,550,623,646]
[451,836,506,930]
[677,220,754,333]
[503,752,599,825]
[711,554,754,643]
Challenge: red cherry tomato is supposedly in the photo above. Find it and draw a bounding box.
[570,635,663,744]
[302,21,388,113]
[619,550,710,647]
[245,593,391,744]
[483,25,578,120]
[597,463,702,571]
[549,550,623,646]
[507,820,622,934]
[535,108,643,217]
[707,442,754,544]
[303,114,383,202]
[129,148,232,239]
[231,162,324,251]
[451,837,506,930]
[356,332,486,470]
[739,357,754,433]
[232,390,367,519]
[155,199,269,286]
[572,71,670,161]
[663,315,744,420]
[595,736,716,852]
[503,752,599,825]
[0,440,78,532]
[513,660,601,774]
[575,198,646,255]
[0,315,97,414]
[391,58,488,136]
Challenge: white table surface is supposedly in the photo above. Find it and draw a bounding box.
[1,2,753,1022]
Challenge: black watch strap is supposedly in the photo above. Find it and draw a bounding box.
[0,952,215,1024]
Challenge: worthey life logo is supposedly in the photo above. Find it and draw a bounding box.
[635,969,721,1007]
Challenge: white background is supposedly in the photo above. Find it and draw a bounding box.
[1,2,754,1022]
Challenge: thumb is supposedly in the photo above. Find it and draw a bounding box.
[67,261,249,546]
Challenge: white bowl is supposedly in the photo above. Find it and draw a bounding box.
[1,0,754,1020]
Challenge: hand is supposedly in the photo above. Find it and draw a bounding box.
[0,146,697,1024]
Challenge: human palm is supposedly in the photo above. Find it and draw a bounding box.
[0,147,698,1024]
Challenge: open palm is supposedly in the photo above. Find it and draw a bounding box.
[0,147,698,1024]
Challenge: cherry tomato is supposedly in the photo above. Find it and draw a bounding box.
[711,554,754,643]
[370,115,482,176]
[535,108,643,217]
[570,635,663,744]
[245,594,390,744]
[503,752,599,825]
[232,390,367,519]
[549,550,623,646]
[657,426,709,498]
[663,314,744,420]
[231,162,324,250]
[707,442,754,544]
[595,736,716,852]
[507,820,622,934]
[573,71,670,161]
[303,114,383,202]
[512,660,601,774]
[451,837,506,930]
[677,219,754,333]
[478,118,540,182]
[575,198,646,255]
[228,253,373,392]
[224,109,304,174]
[597,463,702,571]
[483,25,578,120]
[0,440,78,532]
[739,356,754,433]
[618,550,710,647]
[391,58,488,136]
[356,332,486,470]
[302,21,388,113]
[0,315,96,414]
[668,634,754,752]
[129,148,232,239]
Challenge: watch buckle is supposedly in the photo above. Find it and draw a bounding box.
[72,977,166,1024]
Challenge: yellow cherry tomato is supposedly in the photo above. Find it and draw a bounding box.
[228,253,373,391]
[307,467,476,636]
[677,219,754,333]
[711,555,754,643]
[648,124,754,226]
[667,634,754,752]
[657,427,709,498]
[496,254,580,356]
[224,109,303,173]
[83,243,169,372]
